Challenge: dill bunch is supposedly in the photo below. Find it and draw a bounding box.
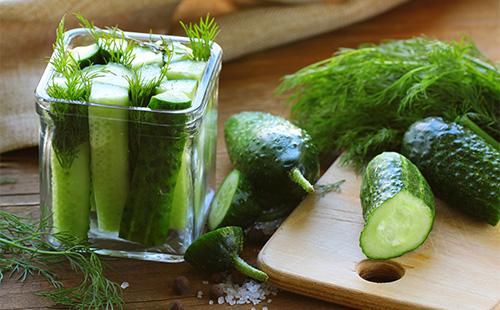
[180,14,219,61]
[0,211,123,309]
[277,37,500,170]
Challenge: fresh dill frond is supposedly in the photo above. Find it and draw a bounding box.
[51,16,78,75]
[0,211,124,309]
[180,14,219,61]
[278,37,500,170]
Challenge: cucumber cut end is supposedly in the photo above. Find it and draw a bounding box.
[360,191,433,259]
[208,170,240,230]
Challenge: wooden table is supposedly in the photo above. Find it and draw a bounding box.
[1,0,498,308]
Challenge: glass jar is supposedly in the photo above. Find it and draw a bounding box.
[35,28,222,262]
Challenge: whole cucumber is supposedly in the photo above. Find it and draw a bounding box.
[224,112,320,212]
[402,117,500,226]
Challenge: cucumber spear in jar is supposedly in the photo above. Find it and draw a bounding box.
[185,226,269,282]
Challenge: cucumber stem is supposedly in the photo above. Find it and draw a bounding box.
[456,115,500,151]
[290,168,314,193]
[232,256,269,282]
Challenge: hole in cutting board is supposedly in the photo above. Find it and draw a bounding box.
[356,260,405,283]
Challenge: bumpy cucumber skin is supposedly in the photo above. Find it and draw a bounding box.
[224,112,320,211]
[402,117,500,226]
[209,170,262,230]
[361,152,435,219]
[120,105,190,246]
[184,226,244,272]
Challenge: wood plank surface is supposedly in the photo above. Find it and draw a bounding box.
[1,0,499,308]
[258,159,500,310]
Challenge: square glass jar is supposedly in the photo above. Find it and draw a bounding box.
[35,28,222,262]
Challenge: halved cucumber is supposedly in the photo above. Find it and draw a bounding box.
[359,152,435,260]
[156,79,198,99]
[208,170,262,230]
[166,60,206,80]
[69,43,101,68]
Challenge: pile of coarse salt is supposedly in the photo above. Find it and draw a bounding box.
[210,276,278,306]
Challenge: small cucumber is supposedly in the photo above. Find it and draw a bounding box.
[360,152,435,259]
[208,170,262,230]
[88,81,130,232]
[184,227,268,282]
[402,117,500,226]
[69,43,101,68]
[166,60,206,80]
[224,112,320,212]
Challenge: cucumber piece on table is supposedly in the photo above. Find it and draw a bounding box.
[69,43,101,68]
[208,169,262,230]
[224,112,320,213]
[88,80,130,232]
[120,90,192,246]
[402,117,500,226]
[166,60,206,80]
[184,227,269,282]
[130,46,163,69]
[360,152,435,260]
[47,76,91,240]
[156,79,198,98]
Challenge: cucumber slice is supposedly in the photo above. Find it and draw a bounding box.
[88,82,130,232]
[130,46,163,69]
[359,152,435,259]
[84,63,133,89]
[148,91,191,110]
[97,37,128,61]
[69,43,101,68]
[136,64,162,86]
[166,60,207,80]
[208,170,262,230]
[165,42,193,63]
[184,227,269,282]
[156,79,198,99]
[51,143,91,240]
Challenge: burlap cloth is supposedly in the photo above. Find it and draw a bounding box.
[0,0,408,153]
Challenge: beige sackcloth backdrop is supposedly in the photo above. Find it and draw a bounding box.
[0,0,408,154]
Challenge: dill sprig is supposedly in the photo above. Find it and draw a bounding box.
[278,37,500,170]
[180,14,219,61]
[0,211,123,309]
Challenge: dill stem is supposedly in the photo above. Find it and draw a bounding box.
[0,237,74,257]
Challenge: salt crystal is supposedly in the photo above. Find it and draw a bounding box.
[263,307,269,310]
[196,290,203,299]
[251,307,256,310]
[120,282,129,289]
[267,299,272,303]
[218,296,225,304]
[202,280,209,285]
[209,300,214,305]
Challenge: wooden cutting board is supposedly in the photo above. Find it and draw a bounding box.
[257,158,500,310]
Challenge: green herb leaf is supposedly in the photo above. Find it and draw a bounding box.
[180,14,219,61]
[278,37,500,170]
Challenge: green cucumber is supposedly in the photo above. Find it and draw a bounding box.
[224,112,320,212]
[166,60,206,80]
[135,64,162,87]
[402,117,500,226]
[165,42,193,63]
[360,152,435,259]
[208,170,262,230]
[130,46,163,69]
[47,76,91,241]
[88,81,130,232]
[51,143,91,240]
[69,43,101,68]
[184,227,269,282]
[97,37,129,62]
[169,145,193,231]
[156,79,198,99]
[83,63,133,89]
[120,90,192,246]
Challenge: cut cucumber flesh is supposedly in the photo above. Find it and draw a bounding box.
[360,191,434,259]
[208,170,240,230]
[156,79,198,99]
[166,61,206,80]
[163,41,193,63]
[130,46,163,69]
[169,146,192,231]
[69,43,100,67]
[85,63,133,89]
[88,82,129,232]
[51,143,91,241]
[148,91,191,110]
[136,64,162,86]
[97,37,128,59]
